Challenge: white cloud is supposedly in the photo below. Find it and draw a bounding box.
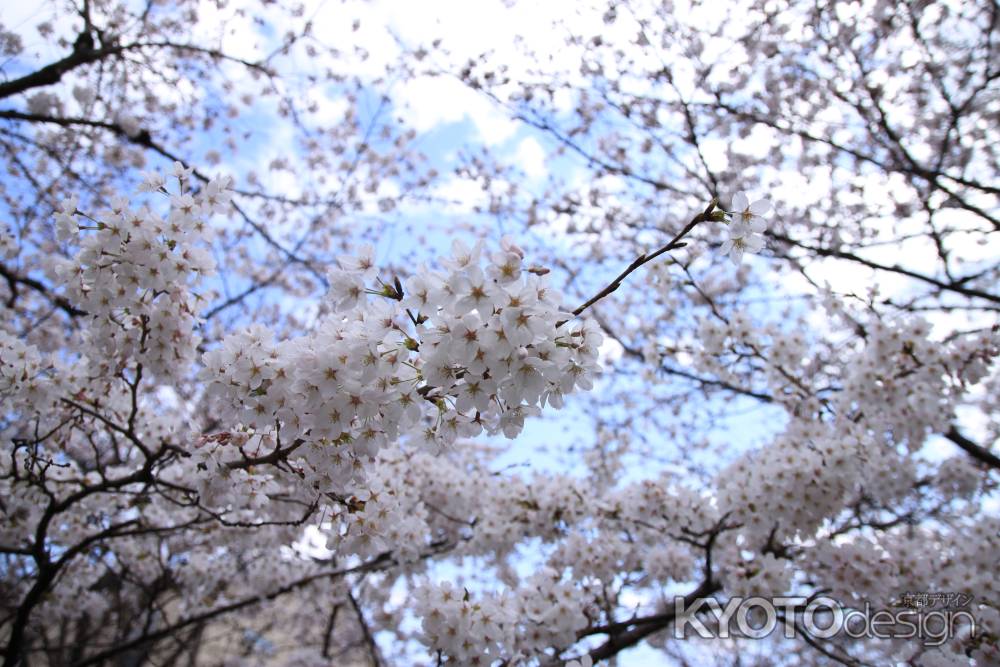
[394,74,517,145]
[430,175,489,215]
[514,136,547,180]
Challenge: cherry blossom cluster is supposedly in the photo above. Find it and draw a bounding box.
[329,460,430,562]
[693,309,999,448]
[414,582,517,664]
[514,568,591,655]
[807,538,900,607]
[719,551,792,598]
[362,450,714,578]
[200,238,604,490]
[0,331,57,417]
[414,568,590,663]
[256,442,997,664]
[831,317,999,450]
[51,163,228,383]
[715,423,876,548]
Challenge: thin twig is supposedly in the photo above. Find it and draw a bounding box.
[570,199,719,318]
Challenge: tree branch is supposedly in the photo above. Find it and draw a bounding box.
[570,200,719,318]
[945,426,1000,469]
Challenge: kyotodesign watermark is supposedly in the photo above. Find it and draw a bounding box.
[674,594,977,646]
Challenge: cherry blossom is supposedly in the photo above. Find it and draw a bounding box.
[719,191,770,264]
